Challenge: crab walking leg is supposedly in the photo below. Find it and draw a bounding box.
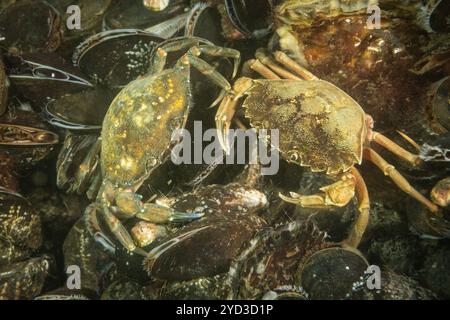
[255,50,302,80]
[149,47,168,74]
[343,167,370,248]
[114,190,204,223]
[215,77,254,152]
[248,59,280,80]
[189,45,241,78]
[371,131,422,166]
[183,54,232,92]
[279,172,356,208]
[363,148,439,213]
[273,51,318,80]
[397,131,421,151]
[101,203,137,252]
[149,37,205,73]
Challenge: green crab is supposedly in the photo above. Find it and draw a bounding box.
[215,50,440,249]
[84,37,240,254]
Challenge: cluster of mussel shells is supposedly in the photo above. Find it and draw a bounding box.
[0,0,449,300]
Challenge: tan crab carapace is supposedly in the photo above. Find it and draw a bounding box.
[86,37,240,254]
[215,50,440,248]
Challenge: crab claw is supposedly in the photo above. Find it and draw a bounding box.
[279,192,302,204]
[136,203,204,224]
[215,95,236,154]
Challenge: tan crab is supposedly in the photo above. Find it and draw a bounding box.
[86,37,240,254]
[215,50,440,249]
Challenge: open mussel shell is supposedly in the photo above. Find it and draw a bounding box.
[43,88,116,131]
[5,54,93,110]
[398,133,450,184]
[407,200,450,239]
[0,123,58,147]
[298,247,369,300]
[184,3,225,45]
[0,0,62,53]
[73,29,164,88]
[103,0,189,30]
[0,123,59,167]
[417,0,450,33]
[224,0,273,39]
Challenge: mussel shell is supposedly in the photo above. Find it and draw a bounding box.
[225,0,273,38]
[0,240,31,266]
[5,54,93,109]
[73,29,164,88]
[428,76,450,133]
[43,88,117,130]
[421,0,450,33]
[116,214,266,282]
[406,201,450,239]
[47,0,111,36]
[161,273,230,300]
[298,247,369,300]
[63,218,114,294]
[101,280,145,300]
[227,220,330,299]
[0,255,52,299]
[103,0,189,30]
[185,3,225,45]
[0,0,62,53]
[35,287,93,300]
[397,133,450,184]
[0,187,43,250]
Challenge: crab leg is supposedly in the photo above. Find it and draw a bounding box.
[363,148,439,213]
[371,131,422,166]
[215,77,254,152]
[273,51,318,80]
[247,59,280,80]
[255,50,302,80]
[279,171,357,208]
[343,167,370,249]
[188,45,241,78]
[101,203,137,252]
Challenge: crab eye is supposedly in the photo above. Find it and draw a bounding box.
[146,157,158,171]
[288,151,300,162]
[170,116,184,130]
